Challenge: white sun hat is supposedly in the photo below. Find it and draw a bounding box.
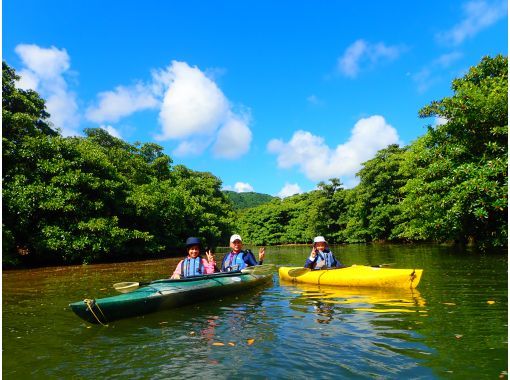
[230,234,243,243]
[313,236,327,244]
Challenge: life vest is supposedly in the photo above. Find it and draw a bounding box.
[221,251,247,271]
[181,257,204,277]
[315,250,335,268]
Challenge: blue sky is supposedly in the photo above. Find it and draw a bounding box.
[4,1,508,197]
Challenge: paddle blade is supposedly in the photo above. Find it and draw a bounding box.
[287,268,311,277]
[113,282,141,293]
[241,264,275,276]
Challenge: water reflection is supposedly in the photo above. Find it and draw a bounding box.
[284,282,426,321]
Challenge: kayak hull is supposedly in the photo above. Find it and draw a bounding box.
[279,265,422,289]
[70,271,273,324]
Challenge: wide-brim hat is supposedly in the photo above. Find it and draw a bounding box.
[313,236,327,244]
[186,237,201,247]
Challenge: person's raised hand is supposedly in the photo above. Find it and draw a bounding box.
[258,247,265,261]
[206,249,215,262]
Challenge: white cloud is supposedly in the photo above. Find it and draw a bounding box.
[172,137,213,157]
[234,182,254,193]
[86,84,159,123]
[15,44,80,136]
[433,117,448,127]
[267,115,400,187]
[412,52,463,93]
[153,61,252,159]
[157,61,229,139]
[436,0,507,45]
[277,183,302,198]
[338,39,404,78]
[212,114,252,158]
[100,125,122,139]
[17,69,39,90]
[307,95,322,105]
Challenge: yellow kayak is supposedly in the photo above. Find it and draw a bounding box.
[278,265,423,289]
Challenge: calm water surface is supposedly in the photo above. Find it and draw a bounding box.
[3,244,508,379]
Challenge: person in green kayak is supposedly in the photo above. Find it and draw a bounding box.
[171,237,218,279]
[220,234,265,272]
[304,236,344,269]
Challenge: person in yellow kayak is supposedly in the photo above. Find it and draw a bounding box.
[220,234,265,272]
[304,236,344,269]
[171,237,218,279]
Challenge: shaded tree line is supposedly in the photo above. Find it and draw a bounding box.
[235,55,507,251]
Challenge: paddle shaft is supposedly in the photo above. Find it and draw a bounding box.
[114,264,274,292]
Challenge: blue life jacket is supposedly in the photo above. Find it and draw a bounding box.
[316,250,336,268]
[221,251,247,271]
[181,256,204,277]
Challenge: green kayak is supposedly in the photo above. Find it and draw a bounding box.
[70,266,274,324]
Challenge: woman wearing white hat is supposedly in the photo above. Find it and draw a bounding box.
[304,236,344,269]
[220,234,265,272]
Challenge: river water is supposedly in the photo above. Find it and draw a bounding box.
[2,244,508,379]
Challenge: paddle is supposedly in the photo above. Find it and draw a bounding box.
[113,264,275,293]
[113,281,152,293]
[241,263,275,275]
[287,263,394,278]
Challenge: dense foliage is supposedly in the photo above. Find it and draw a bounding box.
[234,55,507,250]
[223,191,276,209]
[3,55,507,266]
[2,62,233,266]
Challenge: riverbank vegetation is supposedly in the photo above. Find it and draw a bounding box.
[3,55,507,267]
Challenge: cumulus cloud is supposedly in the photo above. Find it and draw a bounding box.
[15,44,80,136]
[100,125,122,139]
[277,183,302,198]
[338,39,404,78]
[86,84,159,123]
[412,52,463,93]
[234,182,254,193]
[153,61,252,158]
[436,0,507,46]
[157,61,229,139]
[307,95,322,105]
[433,117,449,127]
[212,114,252,158]
[267,115,400,187]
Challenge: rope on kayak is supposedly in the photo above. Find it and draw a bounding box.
[409,270,417,288]
[84,298,109,326]
[317,269,328,286]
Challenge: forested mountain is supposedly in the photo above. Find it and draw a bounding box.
[3,55,507,267]
[223,191,276,209]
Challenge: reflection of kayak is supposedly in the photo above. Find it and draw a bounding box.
[70,269,274,324]
[285,282,426,314]
[279,265,423,289]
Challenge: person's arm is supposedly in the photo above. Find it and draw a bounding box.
[243,250,259,266]
[304,248,318,268]
[171,260,183,279]
[304,258,316,268]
